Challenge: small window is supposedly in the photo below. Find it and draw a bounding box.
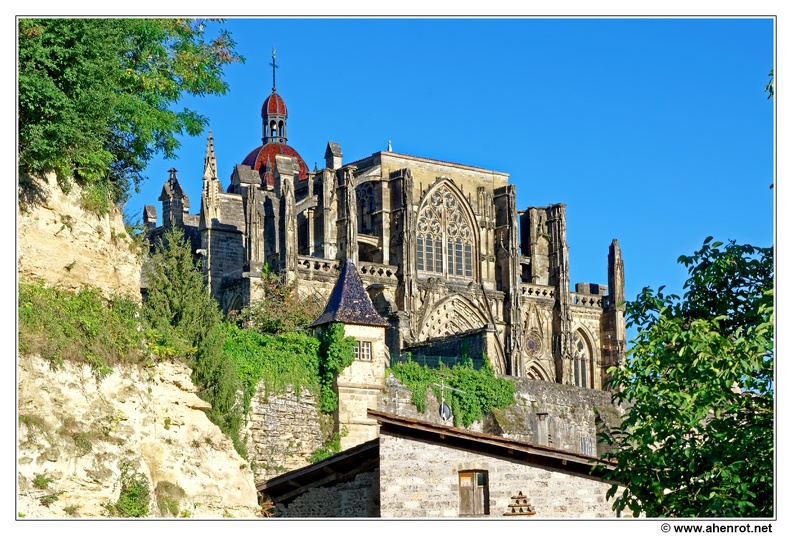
[459,470,489,516]
[355,340,372,361]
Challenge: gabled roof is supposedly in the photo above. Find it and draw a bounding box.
[368,410,616,475]
[309,260,391,328]
[258,410,619,504]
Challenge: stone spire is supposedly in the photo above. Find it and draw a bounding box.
[201,132,220,222]
[203,131,218,181]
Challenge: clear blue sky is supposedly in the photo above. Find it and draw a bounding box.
[126,17,775,339]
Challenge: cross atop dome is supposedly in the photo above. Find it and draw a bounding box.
[269,46,278,92]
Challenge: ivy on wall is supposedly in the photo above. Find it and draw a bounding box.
[221,323,320,410]
[389,357,517,427]
[317,322,356,414]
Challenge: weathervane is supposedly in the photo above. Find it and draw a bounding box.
[270,46,278,92]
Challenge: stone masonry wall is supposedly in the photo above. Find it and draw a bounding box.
[379,432,620,518]
[380,375,625,457]
[273,469,380,517]
[245,385,323,483]
[487,378,625,457]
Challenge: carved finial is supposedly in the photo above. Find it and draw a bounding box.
[270,46,278,92]
[203,131,217,181]
[387,140,392,152]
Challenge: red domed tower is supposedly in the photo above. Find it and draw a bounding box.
[241,48,308,185]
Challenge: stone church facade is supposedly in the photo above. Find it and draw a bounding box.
[145,68,626,391]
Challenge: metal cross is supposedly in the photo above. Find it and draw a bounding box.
[270,47,278,92]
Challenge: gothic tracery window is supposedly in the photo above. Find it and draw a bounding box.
[416,185,474,278]
[356,182,376,235]
[572,330,590,388]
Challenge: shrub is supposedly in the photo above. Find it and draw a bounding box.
[32,473,53,490]
[243,264,323,334]
[107,462,150,518]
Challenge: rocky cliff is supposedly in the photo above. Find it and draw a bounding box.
[16,174,261,518]
[17,173,141,299]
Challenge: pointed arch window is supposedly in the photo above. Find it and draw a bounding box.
[572,330,591,388]
[416,184,474,278]
[356,182,376,235]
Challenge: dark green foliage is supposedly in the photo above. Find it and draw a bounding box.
[222,323,320,410]
[141,227,244,457]
[765,69,774,99]
[390,356,517,427]
[142,227,222,359]
[317,323,356,413]
[17,280,145,376]
[600,238,773,518]
[18,18,242,210]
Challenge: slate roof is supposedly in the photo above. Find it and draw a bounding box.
[309,260,391,328]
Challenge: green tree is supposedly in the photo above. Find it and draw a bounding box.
[600,238,773,517]
[142,226,244,455]
[18,18,242,209]
[765,69,774,99]
[244,264,323,334]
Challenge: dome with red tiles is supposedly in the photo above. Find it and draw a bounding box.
[262,91,288,117]
[242,142,308,185]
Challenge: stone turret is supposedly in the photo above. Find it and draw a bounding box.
[159,168,189,229]
[310,260,391,450]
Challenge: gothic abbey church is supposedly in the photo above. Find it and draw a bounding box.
[144,61,626,391]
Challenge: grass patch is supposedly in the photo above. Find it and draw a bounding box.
[18,280,146,377]
[155,481,186,517]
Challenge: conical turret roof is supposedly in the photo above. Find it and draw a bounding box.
[309,260,391,328]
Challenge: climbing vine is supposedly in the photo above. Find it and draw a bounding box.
[317,323,356,414]
[389,356,517,427]
[221,322,320,410]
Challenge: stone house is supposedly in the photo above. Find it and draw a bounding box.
[144,54,627,391]
[260,409,625,518]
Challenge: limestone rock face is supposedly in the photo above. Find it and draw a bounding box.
[17,354,261,519]
[16,174,260,518]
[17,173,141,299]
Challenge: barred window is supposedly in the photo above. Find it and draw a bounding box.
[416,184,475,279]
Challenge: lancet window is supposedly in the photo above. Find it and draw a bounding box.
[356,182,376,235]
[572,330,590,388]
[416,184,474,278]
